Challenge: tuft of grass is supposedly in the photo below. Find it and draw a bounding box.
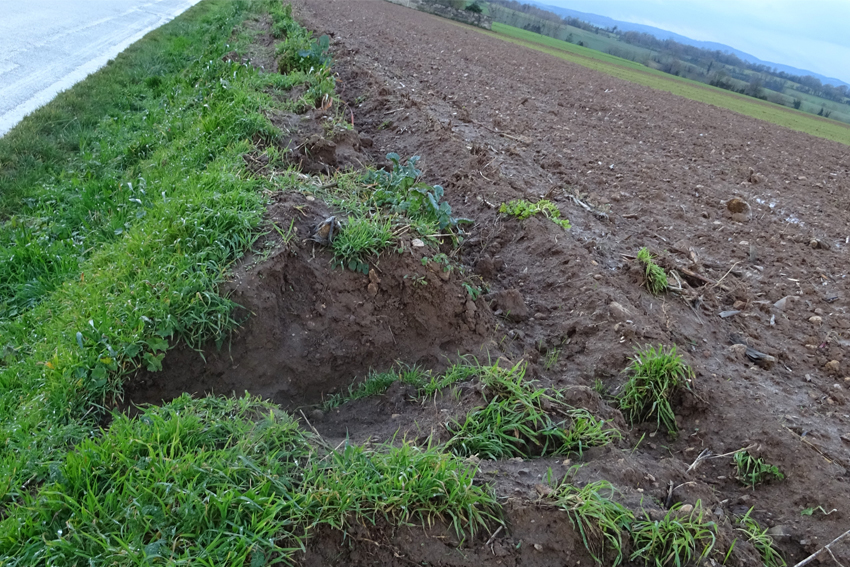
[733,451,784,488]
[0,394,502,564]
[637,248,668,294]
[735,508,786,567]
[331,215,394,274]
[630,501,717,567]
[306,440,501,539]
[322,364,431,410]
[550,480,634,566]
[446,362,620,460]
[0,395,314,565]
[499,199,571,230]
[617,344,693,437]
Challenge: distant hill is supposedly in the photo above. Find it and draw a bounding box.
[527,0,850,88]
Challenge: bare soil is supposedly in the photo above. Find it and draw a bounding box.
[128,1,850,565]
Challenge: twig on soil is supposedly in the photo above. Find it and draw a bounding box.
[566,193,609,221]
[299,410,332,449]
[783,425,833,463]
[686,444,756,473]
[792,527,850,567]
[486,525,504,548]
[710,261,742,290]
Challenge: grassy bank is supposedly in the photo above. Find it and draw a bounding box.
[481,23,850,146]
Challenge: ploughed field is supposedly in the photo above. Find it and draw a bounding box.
[266,0,850,563]
[3,0,850,565]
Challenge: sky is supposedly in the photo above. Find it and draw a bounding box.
[545,0,850,84]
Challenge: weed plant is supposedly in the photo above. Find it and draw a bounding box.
[637,248,668,294]
[551,480,634,566]
[499,199,572,230]
[735,508,786,567]
[446,362,620,459]
[733,452,784,488]
[617,345,693,437]
[630,502,717,567]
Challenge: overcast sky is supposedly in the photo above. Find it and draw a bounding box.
[546,0,850,84]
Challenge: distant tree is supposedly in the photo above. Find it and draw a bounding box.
[793,98,803,109]
[465,1,483,12]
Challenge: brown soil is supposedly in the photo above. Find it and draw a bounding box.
[128,1,850,565]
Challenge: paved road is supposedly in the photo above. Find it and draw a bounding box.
[0,0,201,137]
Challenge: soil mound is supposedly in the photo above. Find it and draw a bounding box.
[125,191,495,407]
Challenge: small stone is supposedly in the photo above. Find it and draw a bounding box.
[678,504,694,514]
[767,525,792,538]
[727,197,752,222]
[594,274,603,280]
[367,282,378,297]
[368,269,381,284]
[534,484,553,497]
[733,300,746,310]
[490,289,529,322]
[809,315,823,325]
[411,238,425,248]
[533,544,543,551]
[825,360,841,375]
[305,195,316,201]
[729,344,748,356]
[609,301,631,321]
[774,296,797,310]
[309,409,324,420]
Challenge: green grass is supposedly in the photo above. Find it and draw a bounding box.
[446,362,620,459]
[322,364,431,410]
[499,199,571,230]
[637,248,668,295]
[474,22,850,146]
[733,451,785,488]
[0,394,501,565]
[0,0,340,550]
[331,216,395,273]
[735,508,786,567]
[550,480,634,566]
[617,345,693,437]
[631,502,716,567]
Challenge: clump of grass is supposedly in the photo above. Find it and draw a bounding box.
[637,248,668,294]
[499,199,571,230]
[550,480,634,566]
[322,364,430,410]
[617,345,693,437]
[630,501,717,567]
[446,362,620,460]
[735,507,786,567]
[331,216,394,273]
[0,394,502,564]
[0,395,313,565]
[306,440,501,539]
[733,451,784,488]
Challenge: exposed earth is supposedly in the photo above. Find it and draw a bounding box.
[128,1,850,565]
